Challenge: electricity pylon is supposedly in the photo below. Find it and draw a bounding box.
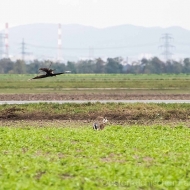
[159,33,174,61]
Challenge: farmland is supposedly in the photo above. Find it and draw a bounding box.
[0,123,190,189]
[0,74,190,92]
[0,74,190,189]
[0,102,189,125]
[0,74,189,100]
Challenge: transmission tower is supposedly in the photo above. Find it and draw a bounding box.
[20,38,28,61]
[4,23,9,58]
[159,33,174,61]
[0,33,5,59]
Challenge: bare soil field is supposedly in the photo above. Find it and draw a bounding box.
[0,97,189,126]
[1,119,189,128]
[0,92,190,100]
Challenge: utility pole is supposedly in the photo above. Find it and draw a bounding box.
[159,33,174,61]
[57,23,62,62]
[5,23,9,58]
[0,33,5,59]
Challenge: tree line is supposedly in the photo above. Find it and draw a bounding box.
[0,57,190,74]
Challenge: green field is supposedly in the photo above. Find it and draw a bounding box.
[0,74,189,93]
[0,124,190,189]
[0,73,189,189]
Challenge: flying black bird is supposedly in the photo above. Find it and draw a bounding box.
[29,62,70,80]
[29,68,70,80]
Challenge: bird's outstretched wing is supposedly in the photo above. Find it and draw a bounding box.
[51,72,64,76]
[29,73,64,80]
[28,71,71,80]
[39,68,50,73]
[29,74,49,80]
[50,71,71,76]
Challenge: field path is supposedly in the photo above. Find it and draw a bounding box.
[1,100,190,104]
[0,93,190,101]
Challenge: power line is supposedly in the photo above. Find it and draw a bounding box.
[175,41,190,46]
[25,42,158,51]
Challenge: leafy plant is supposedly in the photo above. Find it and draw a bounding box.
[0,124,190,189]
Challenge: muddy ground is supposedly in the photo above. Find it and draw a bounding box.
[0,93,190,100]
[0,94,189,126]
[0,92,189,126]
[1,119,189,128]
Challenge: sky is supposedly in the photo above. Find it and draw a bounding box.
[0,0,190,30]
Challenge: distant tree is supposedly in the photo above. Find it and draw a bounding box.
[52,62,66,73]
[0,57,189,74]
[150,57,165,74]
[183,58,190,73]
[76,60,95,73]
[67,61,77,73]
[0,58,14,73]
[26,59,41,74]
[172,60,183,74]
[13,60,26,74]
[105,57,123,73]
[165,60,182,74]
[140,58,149,73]
[141,58,149,65]
[94,58,106,73]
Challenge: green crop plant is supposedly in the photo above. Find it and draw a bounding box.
[0,124,190,189]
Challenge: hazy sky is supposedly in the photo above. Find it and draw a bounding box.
[0,0,190,30]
